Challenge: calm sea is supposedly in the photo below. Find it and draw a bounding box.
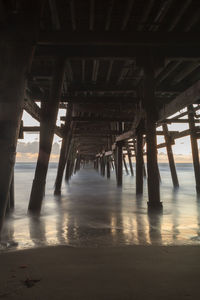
[1,162,200,251]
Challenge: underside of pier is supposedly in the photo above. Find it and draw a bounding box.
[1,0,200,231]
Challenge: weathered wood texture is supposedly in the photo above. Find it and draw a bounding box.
[143,57,162,208]
[116,142,123,186]
[136,128,143,194]
[0,43,34,231]
[54,104,72,194]
[188,105,200,193]
[29,58,66,212]
[162,124,179,187]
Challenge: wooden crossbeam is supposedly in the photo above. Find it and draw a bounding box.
[23,95,62,137]
[161,119,200,124]
[159,79,200,121]
[39,32,200,47]
[71,116,133,122]
[36,44,200,59]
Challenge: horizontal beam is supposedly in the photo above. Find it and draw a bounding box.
[159,79,200,120]
[67,96,168,104]
[38,31,200,46]
[36,45,200,59]
[161,119,200,124]
[71,116,133,122]
[23,95,62,137]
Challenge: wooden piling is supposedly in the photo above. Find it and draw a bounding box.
[0,0,44,231]
[0,45,35,230]
[29,58,65,212]
[106,157,111,179]
[101,155,106,177]
[162,123,179,187]
[126,145,134,176]
[74,155,81,174]
[136,127,143,194]
[123,156,129,175]
[117,142,123,186]
[188,105,200,193]
[65,143,75,181]
[142,56,162,209]
[54,105,72,195]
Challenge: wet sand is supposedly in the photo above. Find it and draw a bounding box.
[0,245,200,299]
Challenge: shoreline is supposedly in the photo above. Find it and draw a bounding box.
[0,245,200,299]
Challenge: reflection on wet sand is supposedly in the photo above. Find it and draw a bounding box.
[1,165,200,250]
[29,216,46,247]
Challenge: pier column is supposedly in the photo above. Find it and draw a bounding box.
[54,104,72,195]
[123,156,129,175]
[106,156,111,179]
[143,56,162,209]
[136,126,144,194]
[188,105,200,193]
[65,142,74,181]
[74,155,81,174]
[126,145,134,176]
[29,58,65,212]
[116,141,123,186]
[0,43,35,231]
[101,155,106,177]
[6,171,15,214]
[162,123,179,187]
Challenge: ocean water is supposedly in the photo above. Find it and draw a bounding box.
[1,162,200,251]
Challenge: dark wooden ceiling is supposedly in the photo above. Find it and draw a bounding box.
[2,0,200,157]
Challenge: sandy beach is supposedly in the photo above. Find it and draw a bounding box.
[0,245,200,299]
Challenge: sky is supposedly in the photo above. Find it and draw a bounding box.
[16,107,199,163]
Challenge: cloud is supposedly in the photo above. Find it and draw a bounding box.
[16,141,60,162]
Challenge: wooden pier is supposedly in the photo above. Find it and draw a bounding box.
[1,0,200,232]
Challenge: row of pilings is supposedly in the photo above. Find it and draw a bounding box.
[94,103,200,211]
[1,23,200,235]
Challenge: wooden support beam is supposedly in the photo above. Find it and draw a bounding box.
[70,0,76,31]
[92,59,99,82]
[0,1,42,232]
[142,56,162,209]
[36,44,200,59]
[116,142,123,186]
[6,171,14,214]
[149,0,172,31]
[136,127,143,194]
[71,116,133,122]
[159,79,200,121]
[28,58,65,212]
[24,95,62,137]
[101,155,106,177]
[39,31,200,48]
[126,145,134,176]
[168,0,192,32]
[106,156,111,179]
[54,104,72,195]
[138,0,154,31]
[188,105,200,193]
[48,0,61,30]
[82,59,85,82]
[65,142,75,182]
[105,0,114,31]
[161,119,200,124]
[121,0,134,31]
[123,156,129,175]
[89,0,95,31]
[106,60,114,82]
[67,95,139,104]
[162,124,179,188]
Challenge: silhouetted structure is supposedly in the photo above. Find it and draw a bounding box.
[1,0,200,232]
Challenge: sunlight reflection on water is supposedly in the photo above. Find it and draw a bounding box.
[1,162,200,251]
